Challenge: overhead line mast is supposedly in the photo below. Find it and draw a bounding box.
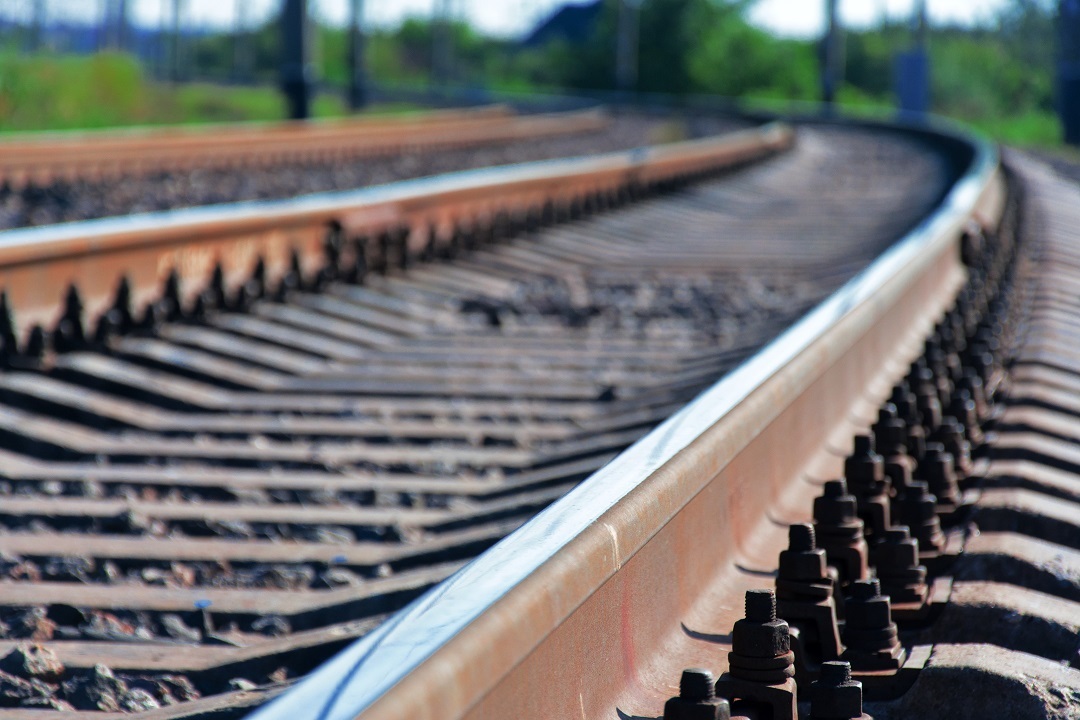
[1061,0,1080,145]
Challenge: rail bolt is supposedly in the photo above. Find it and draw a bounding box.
[871,526,928,606]
[843,435,890,539]
[813,480,869,584]
[778,524,828,582]
[732,590,790,660]
[716,590,797,720]
[895,481,945,554]
[917,443,960,509]
[776,524,844,664]
[810,661,869,720]
[663,669,730,720]
[840,579,906,672]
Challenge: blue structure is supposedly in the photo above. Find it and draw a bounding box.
[895,51,930,119]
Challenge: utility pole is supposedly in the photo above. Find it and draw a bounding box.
[104,0,128,52]
[171,0,186,82]
[895,0,930,117]
[821,0,843,106]
[281,0,314,120]
[432,0,453,85]
[615,0,640,93]
[117,0,128,52]
[347,0,367,109]
[1060,0,1080,145]
[233,0,253,83]
[30,0,46,52]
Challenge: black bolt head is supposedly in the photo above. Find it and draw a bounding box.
[811,661,864,719]
[664,669,730,720]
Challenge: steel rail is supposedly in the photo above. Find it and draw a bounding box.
[0,107,606,188]
[247,121,1004,720]
[0,122,792,350]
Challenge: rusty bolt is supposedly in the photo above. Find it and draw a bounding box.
[845,579,893,631]
[842,579,902,664]
[949,388,984,445]
[731,589,790,660]
[871,404,901,454]
[844,435,891,539]
[889,383,919,424]
[935,416,973,476]
[915,389,943,435]
[895,480,945,553]
[664,669,731,720]
[778,524,828,582]
[843,435,885,497]
[874,527,921,574]
[872,526,927,604]
[958,370,988,420]
[810,661,864,720]
[813,481,859,527]
[918,443,960,507]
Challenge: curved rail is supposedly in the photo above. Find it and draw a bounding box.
[0,107,607,188]
[248,121,1004,720]
[0,122,792,354]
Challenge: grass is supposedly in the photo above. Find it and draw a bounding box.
[0,51,417,134]
[959,110,1064,149]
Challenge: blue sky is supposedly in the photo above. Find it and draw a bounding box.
[11,0,1014,38]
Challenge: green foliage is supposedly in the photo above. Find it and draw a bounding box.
[0,53,406,132]
[687,16,817,99]
[0,0,1067,147]
[0,52,147,130]
[964,109,1062,147]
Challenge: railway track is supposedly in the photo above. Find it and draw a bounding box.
[0,112,1075,719]
[0,106,593,187]
[246,122,1080,720]
[0,109,729,230]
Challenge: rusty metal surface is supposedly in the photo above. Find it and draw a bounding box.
[0,124,959,716]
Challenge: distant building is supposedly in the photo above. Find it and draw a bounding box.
[523,1,602,47]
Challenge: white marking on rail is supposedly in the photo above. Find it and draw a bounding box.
[604,522,622,570]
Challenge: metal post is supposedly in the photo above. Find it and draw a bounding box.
[432,0,452,85]
[821,0,843,106]
[117,0,128,51]
[104,0,127,51]
[30,0,46,52]
[233,0,253,83]
[281,0,313,120]
[170,0,185,82]
[615,0,640,93]
[1060,0,1080,145]
[348,0,367,109]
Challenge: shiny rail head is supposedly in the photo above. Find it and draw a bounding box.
[246,121,998,720]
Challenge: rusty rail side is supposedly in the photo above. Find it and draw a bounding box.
[246,124,1002,720]
[0,108,605,188]
[0,122,792,350]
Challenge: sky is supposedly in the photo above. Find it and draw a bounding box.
[7,0,1014,38]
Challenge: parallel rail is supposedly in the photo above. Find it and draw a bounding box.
[250,122,1005,720]
[0,107,608,188]
[0,122,792,353]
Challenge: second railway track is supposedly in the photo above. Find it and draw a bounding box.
[0,111,1076,719]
